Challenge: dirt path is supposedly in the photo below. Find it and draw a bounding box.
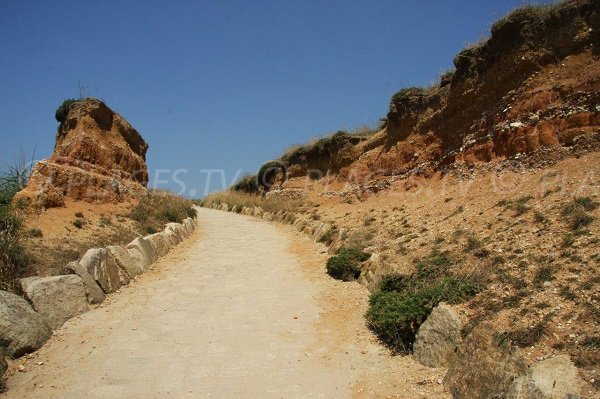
[2,208,449,399]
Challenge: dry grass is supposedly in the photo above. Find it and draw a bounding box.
[129,189,196,233]
[202,190,302,214]
[0,207,30,293]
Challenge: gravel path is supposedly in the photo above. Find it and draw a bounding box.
[2,208,449,399]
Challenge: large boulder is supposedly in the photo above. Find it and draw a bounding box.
[327,228,346,254]
[161,229,180,247]
[145,233,170,257]
[413,302,463,368]
[14,98,149,208]
[313,223,333,243]
[507,355,583,399]
[183,217,196,235]
[65,261,106,304]
[127,237,158,266]
[444,322,528,399]
[165,223,186,242]
[0,290,52,357]
[20,275,89,329]
[80,248,126,293]
[106,245,144,280]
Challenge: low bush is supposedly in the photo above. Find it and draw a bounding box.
[367,276,480,352]
[378,274,409,293]
[534,265,555,287]
[55,98,77,123]
[367,250,482,353]
[256,161,287,191]
[562,197,598,230]
[326,247,370,281]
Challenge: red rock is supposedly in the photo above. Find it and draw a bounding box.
[16,99,149,208]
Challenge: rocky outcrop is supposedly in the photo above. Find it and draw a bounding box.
[383,0,600,169]
[20,275,89,329]
[249,1,600,191]
[281,131,370,178]
[444,322,528,399]
[412,302,463,368]
[15,98,149,208]
[0,290,52,357]
[507,355,583,399]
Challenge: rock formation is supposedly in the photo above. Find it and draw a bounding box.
[248,0,600,190]
[16,98,149,208]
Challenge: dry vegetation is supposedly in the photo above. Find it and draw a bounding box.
[1,182,196,293]
[201,190,302,214]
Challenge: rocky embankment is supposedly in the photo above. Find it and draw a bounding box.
[254,0,600,193]
[0,214,197,381]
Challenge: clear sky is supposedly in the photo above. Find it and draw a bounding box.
[0,0,552,197]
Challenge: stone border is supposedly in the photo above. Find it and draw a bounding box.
[0,215,197,378]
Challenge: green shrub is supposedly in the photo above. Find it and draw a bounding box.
[367,276,479,352]
[144,226,158,234]
[534,265,555,287]
[391,87,425,104]
[161,209,179,223]
[415,250,452,279]
[186,207,197,218]
[367,249,481,352]
[256,161,287,191]
[534,210,547,224]
[326,247,370,281]
[55,98,77,123]
[73,219,84,229]
[378,274,408,293]
[464,236,483,252]
[562,197,598,230]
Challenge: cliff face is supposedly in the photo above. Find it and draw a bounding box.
[274,0,600,187]
[16,99,149,208]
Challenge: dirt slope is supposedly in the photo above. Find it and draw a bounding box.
[1,208,448,399]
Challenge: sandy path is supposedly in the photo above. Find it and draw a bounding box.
[2,208,449,399]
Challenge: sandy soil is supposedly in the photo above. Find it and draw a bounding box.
[2,208,448,399]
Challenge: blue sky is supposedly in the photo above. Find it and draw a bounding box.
[0,0,551,197]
